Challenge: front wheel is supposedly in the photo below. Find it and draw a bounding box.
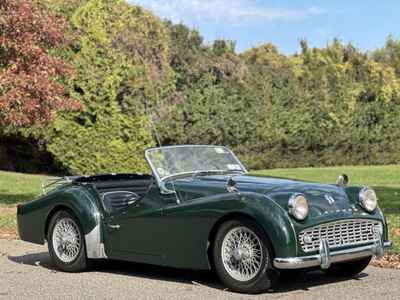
[47,210,88,272]
[213,218,276,294]
[324,256,372,277]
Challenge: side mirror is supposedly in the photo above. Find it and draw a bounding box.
[336,174,349,187]
[226,177,239,193]
[159,181,181,204]
[159,181,177,195]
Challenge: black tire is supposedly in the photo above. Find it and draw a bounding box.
[324,256,372,277]
[47,210,88,272]
[212,218,277,294]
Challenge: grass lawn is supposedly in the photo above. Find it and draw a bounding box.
[0,171,51,238]
[0,170,49,205]
[0,166,399,255]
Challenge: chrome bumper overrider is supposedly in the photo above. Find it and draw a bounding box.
[274,238,392,270]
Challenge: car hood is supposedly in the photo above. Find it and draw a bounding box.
[175,174,358,217]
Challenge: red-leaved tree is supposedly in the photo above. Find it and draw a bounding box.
[0,0,80,128]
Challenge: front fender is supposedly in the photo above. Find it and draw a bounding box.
[239,192,298,257]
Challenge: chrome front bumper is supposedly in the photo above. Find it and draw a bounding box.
[274,239,392,270]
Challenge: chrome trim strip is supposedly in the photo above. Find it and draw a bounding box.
[84,209,107,259]
[274,241,392,270]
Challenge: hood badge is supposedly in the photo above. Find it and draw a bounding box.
[324,194,336,205]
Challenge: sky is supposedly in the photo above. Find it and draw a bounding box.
[129,0,400,54]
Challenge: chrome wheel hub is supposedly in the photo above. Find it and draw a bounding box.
[221,226,264,282]
[232,247,250,261]
[52,218,81,263]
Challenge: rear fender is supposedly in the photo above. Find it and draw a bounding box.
[18,185,107,259]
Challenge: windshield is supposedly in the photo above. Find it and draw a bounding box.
[145,145,247,181]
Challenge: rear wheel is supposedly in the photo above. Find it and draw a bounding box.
[324,256,372,277]
[47,210,88,272]
[213,218,277,294]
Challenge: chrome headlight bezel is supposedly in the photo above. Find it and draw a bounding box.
[359,187,378,212]
[288,193,309,221]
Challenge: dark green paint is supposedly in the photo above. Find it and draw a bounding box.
[17,173,389,270]
[18,184,100,244]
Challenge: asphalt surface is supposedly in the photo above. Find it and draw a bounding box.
[1,239,399,300]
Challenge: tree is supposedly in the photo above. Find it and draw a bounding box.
[0,0,80,128]
[37,0,176,174]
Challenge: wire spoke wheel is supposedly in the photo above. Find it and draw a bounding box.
[221,226,264,282]
[52,217,81,264]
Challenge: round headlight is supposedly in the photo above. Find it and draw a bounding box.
[359,187,378,212]
[288,194,309,221]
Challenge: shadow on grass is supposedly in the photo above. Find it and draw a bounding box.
[8,251,367,294]
[0,193,37,206]
[373,186,400,214]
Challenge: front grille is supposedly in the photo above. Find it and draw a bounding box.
[299,219,381,253]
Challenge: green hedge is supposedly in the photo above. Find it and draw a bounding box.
[2,1,400,174]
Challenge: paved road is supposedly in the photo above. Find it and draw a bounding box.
[1,239,399,299]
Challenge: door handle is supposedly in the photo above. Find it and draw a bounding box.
[108,224,121,230]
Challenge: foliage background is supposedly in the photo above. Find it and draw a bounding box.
[1,0,400,175]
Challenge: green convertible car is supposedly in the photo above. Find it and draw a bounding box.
[17,145,391,293]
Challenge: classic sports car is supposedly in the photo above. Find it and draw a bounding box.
[17,145,391,293]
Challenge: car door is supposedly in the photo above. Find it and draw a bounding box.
[103,184,175,265]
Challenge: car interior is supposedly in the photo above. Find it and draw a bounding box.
[75,174,154,213]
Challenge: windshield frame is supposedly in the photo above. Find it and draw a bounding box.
[144,145,248,185]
